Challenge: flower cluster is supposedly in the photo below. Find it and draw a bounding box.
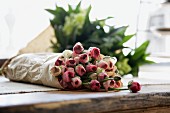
[50,42,141,92]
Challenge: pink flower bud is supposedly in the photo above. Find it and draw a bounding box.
[86,64,97,72]
[103,80,110,91]
[109,80,116,88]
[128,81,141,93]
[74,57,79,64]
[73,42,84,54]
[61,65,67,74]
[103,80,116,91]
[98,72,108,81]
[71,76,82,88]
[75,64,86,76]
[90,80,101,91]
[50,66,61,77]
[60,80,68,88]
[55,58,65,66]
[97,60,108,69]
[72,51,80,58]
[79,53,89,64]
[62,71,75,82]
[67,67,75,73]
[65,58,76,67]
[89,47,100,59]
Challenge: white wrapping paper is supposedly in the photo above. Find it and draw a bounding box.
[2,53,63,89]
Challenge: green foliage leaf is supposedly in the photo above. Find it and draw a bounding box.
[47,3,154,77]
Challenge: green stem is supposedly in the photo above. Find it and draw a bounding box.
[109,88,129,91]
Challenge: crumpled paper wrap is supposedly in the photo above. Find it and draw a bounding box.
[1,53,63,89]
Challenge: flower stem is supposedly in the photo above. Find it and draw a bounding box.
[109,88,129,91]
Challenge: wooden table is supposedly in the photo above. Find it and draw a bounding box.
[0,76,170,113]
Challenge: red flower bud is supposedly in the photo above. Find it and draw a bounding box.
[97,60,108,69]
[75,65,86,76]
[73,42,84,54]
[86,64,97,72]
[60,80,68,88]
[65,58,76,67]
[98,72,108,81]
[71,76,82,88]
[55,58,65,66]
[79,53,89,64]
[62,71,75,82]
[89,47,100,59]
[90,80,101,91]
[128,81,141,93]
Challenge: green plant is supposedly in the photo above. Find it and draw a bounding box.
[46,2,154,77]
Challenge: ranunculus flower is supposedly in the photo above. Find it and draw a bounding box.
[98,72,108,81]
[89,73,97,80]
[61,65,67,74]
[60,80,68,88]
[86,64,97,72]
[62,71,75,82]
[62,50,73,59]
[96,67,105,74]
[75,64,86,76]
[103,56,117,69]
[74,56,79,64]
[71,76,82,88]
[55,58,65,66]
[72,51,80,58]
[128,80,141,93]
[88,47,100,59]
[79,53,89,64]
[103,80,116,91]
[114,81,123,88]
[90,80,101,91]
[50,66,61,77]
[103,80,110,91]
[65,58,76,67]
[97,60,108,69]
[73,42,84,54]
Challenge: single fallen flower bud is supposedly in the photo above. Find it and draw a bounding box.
[86,64,97,72]
[75,64,86,76]
[90,80,101,91]
[50,66,61,77]
[79,53,89,64]
[71,76,82,88]
[88,47,100,59]
[73,42,84,54]
[128,80,141,93]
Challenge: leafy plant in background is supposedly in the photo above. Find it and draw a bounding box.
[46,2,154,77]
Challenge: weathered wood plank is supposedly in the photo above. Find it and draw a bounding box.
[0,84,170,113]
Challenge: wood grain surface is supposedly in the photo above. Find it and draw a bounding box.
[0,84,170,113]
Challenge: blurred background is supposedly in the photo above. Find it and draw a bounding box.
[0,0,170,78]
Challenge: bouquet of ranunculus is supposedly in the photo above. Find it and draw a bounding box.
[50,42,122,91]
[2,42,141,92]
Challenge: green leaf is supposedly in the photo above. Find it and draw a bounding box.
[75,1,81,13]
[132,40,150,61]
[119,34,135,45]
